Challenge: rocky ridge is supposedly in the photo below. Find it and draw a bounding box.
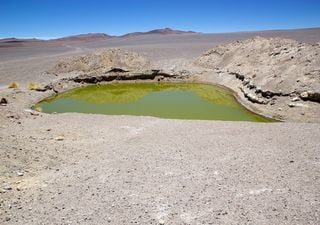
[195,36,320,104]
[46,48,190,93]
[49,48,151,76]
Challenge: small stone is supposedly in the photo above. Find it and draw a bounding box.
[300,91,320,103]
[159,219,165,225]
[16,171,24,177]
[242,78,250,85]
[300,91,309,99]
[248,81,255,89]
[30,111,39,116]
[288,102,306,108]
[255,86,262,93]
[291,97,300,102]
[55,136,64,141]
[0,98,8,105]
[3,186,12,191]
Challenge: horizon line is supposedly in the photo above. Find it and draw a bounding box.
[1,26,320,40]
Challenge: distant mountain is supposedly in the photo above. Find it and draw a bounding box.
[121,28,197,37]
[54,33,113,41]
[0,38,43,43]
[0,28,198,44]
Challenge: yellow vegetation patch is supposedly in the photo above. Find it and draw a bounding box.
[28,81,41,91]
[8,82,19,89]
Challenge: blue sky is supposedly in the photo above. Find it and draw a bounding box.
[1,0,320,38]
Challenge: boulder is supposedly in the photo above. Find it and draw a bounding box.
[0,98,8,105]
[300,91,320,103]
[242,89,267,104]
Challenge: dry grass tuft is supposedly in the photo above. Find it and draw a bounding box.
[28,82,41,91]
[8,82,19,89]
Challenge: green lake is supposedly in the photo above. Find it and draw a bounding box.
[35,83,274,122]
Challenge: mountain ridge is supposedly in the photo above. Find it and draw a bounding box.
[2,27,320,43]
[0,28,198,42]
[121,28,197,37]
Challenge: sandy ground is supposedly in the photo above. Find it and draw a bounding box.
[1,28,320,224]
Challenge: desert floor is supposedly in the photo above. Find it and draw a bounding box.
[0,29,319,224]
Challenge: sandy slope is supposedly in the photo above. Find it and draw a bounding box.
[194,36,320,122]
[0,28,320,224]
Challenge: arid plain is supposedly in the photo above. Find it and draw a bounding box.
[0,28,320,224]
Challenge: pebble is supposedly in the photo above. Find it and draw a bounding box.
[3,186,12,191]
[0,98,8,105]
[30,111,39,116]
[16,171,24,177]
[291,97,300,102]
[55,136,64,141]
[288,102,306,108]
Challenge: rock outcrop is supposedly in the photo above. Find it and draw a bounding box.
[300,91,320,103]
[195,37,320,104]
[46,48,191,93]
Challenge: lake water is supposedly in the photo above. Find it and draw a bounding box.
[35,83,274,122]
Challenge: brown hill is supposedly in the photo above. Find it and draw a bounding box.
[0,38,43,43]
[54,33,113,41]
[121,28,197,37]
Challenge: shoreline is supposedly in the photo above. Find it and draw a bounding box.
[31,79,278,122]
